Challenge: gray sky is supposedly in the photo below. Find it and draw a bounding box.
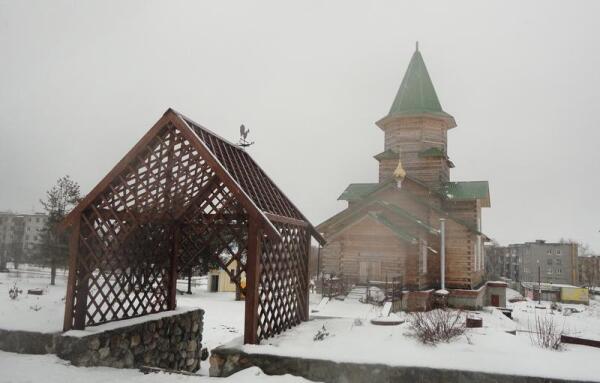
[1,0,599,252]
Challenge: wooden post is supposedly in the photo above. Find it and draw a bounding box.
[302,231,311,321]
[62,215,80,331]
[244,218,262,344]
[168,223,180,310]
[72,221,90,329]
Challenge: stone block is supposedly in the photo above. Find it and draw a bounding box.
[88,337,100,351]
[98,346,110,360]
[130,333,141,347]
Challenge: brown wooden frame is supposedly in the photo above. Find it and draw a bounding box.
[60,109,325,344]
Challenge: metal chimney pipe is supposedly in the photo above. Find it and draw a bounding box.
[440,218,446,290]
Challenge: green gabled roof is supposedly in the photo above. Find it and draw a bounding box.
[368,212,418,244]
[418,147,446,158]
[321,178,490,239]
[388,47,452,119]
[377,201,439,235]
[337,183,379,202]
[374,149,400,161]
[439,181,490,207]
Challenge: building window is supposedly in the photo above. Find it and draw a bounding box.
[547,259,553,265]
[556,249,561,255]
[547,268,552,274]
[556,268,562,274]
[547,249,552,255]
[555,259,561,265]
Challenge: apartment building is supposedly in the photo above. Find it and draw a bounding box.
[0,211,48,263]
[485,240,578,285]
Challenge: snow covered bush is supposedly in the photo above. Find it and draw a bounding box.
[409,309,465,344]
[529,312,563,350]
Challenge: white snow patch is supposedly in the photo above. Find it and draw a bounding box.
[0,351,315,383]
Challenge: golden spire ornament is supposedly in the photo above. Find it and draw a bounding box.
[393,158,406,188]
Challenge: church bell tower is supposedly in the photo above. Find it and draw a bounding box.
[375,44,457,188]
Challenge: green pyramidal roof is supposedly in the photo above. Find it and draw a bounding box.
[388,47,452,119]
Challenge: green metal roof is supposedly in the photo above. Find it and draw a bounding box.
[374,149,400,161]
[337,183,379,202]
[439,181,490,206]
[388,47,452,119]
[419,147,446,158]
[368,212,418,244]
[377,201,439,235]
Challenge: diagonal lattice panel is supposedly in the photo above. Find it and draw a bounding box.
[256,222,310,342]
[70,122,226,327]
[64,111,318,347]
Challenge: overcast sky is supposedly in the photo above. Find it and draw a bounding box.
[1,0,599,252]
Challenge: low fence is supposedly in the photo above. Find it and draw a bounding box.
[561,335,600,349]
[321,276,348,299]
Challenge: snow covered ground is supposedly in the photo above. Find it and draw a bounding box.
[3,268,600,382]
[509,293,600,342]
[0,265,68,333]
[0,351,314,383]
[235,291,600,382]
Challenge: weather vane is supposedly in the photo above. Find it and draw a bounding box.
[238,124,254,148]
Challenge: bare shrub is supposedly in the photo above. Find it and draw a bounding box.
[409,309,466,344]
[8,282,22,300]
[529,312,563,350]
[313,325,330,341]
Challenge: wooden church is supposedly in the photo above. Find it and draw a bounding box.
[317,45,496,306]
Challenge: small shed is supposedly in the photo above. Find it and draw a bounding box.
[521,282,588,304]
[208,260,245,293]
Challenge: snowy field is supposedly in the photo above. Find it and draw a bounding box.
[0,265,68,333]
[3,267,600,382]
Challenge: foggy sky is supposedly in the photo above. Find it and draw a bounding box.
[1,1,599,252]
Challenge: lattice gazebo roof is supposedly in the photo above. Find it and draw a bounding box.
[60,108,324,345]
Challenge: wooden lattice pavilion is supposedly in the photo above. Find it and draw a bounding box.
[59,108,325,344]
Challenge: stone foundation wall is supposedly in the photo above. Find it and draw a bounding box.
[0,329,58,354]
[447,286,486,310]
[485,282,508,307]
[401,290,432,311]
[56,308,204,372]
[210,347,591,383]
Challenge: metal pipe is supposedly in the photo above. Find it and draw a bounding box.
[538,260,541,304]
[440,218,446,290]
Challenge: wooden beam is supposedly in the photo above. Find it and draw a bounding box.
[263,212,308,227]
[169,112,281,242]
[244,218,262,344]
[73,260,90,330]
[168,223,180,310]
[62,214,80,331]
[302,229,311,321]
[58,111,175,232]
